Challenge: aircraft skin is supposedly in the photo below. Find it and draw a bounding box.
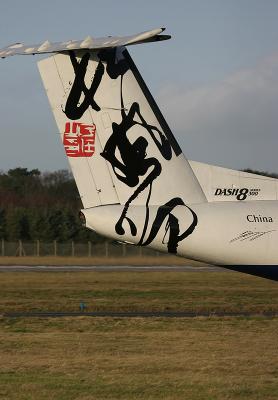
[1,28,278,280]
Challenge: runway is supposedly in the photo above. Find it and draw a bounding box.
[0,265,225,272]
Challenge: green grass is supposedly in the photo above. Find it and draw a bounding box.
[0,317,278,399]
[0,271,278,399]
[0,270,277,314]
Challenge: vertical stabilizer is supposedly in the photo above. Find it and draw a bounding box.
[38,46,206,210]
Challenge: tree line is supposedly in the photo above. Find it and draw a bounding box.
[0,168,103,242]
[0,167,277,242]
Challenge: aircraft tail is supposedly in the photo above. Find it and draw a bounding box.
[37,32,206,211]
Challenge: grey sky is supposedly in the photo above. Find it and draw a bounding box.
[0,0,278,172]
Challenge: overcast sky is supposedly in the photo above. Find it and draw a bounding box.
[0,0,278,172]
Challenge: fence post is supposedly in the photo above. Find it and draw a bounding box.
[1,239,4,256]
[36,240,40,257]
[88,241,91,257]
[71,240,75,257]
[122,243,126,257]
[19,240,22,257]
[54,240,57,257]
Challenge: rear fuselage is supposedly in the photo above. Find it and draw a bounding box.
[82,200,278,268]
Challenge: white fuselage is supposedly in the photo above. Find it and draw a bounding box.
[83,200,278,267]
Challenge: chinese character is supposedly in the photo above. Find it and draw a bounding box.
[63,122,96,157]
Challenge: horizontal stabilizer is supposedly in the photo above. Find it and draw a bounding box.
[0,28,170,59]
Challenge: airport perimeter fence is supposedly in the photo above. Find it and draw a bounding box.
[0,240,165,258]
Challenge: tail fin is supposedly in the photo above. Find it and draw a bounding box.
[38,41,206,210]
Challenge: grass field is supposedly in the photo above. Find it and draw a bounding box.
[1,316,278,400]
[0,255,202,266]
[0,270,277,314]
[0,270,277,399]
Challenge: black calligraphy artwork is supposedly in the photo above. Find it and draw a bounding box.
[138,197,198,254]
[64,49,198,254]
[64,51,104,119]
